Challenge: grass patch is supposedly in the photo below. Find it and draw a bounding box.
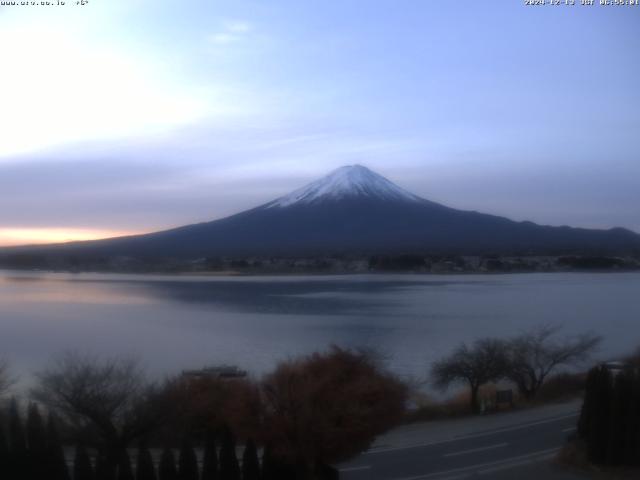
[406,373,586,423]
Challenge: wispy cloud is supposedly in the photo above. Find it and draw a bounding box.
[206,20,253,45]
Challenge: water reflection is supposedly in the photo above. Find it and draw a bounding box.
[1,270,639,389]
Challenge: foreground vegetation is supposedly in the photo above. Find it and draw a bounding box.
[0,327,610,479]
[431,326,600,413]
[558,349,640,478]
[0,347,407,480]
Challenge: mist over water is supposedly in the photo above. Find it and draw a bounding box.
[1,270,639,388]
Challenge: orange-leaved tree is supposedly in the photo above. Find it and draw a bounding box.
[261,346,408,479]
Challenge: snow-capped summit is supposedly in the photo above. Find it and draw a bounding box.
[267,164,422,208]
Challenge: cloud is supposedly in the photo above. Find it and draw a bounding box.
[206,19,253,45]
[1,118,638,243]
[0,22,211,159]
[225,20,252,34]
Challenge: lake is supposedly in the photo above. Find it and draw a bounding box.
[1,270,639,388]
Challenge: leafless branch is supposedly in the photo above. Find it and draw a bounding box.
[505,325,601,399]
[0,358,15,396]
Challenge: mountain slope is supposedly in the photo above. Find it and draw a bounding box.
[2,165,640,259]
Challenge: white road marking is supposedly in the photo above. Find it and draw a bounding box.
[478,449,560,475]
[443,442,508,458]
[339,465,371,472]
[389,447,562,480]
[365,412,578,455]
[424,475,470,480]
[562,427,577,433]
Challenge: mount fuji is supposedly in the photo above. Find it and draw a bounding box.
[3,165,640,260]
[265,164,423,208]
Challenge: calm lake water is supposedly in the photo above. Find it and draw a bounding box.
[1,270,639,386]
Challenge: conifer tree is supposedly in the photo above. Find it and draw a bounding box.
[606,369,633,465]
[585,366,612,465]
[178,437,199,480]
[27,403,47,453]
[27,403,48,479]
[95,450,116,480]
[577,367,598,440]
[241,439,260,480]
[0,426,9,475]
[159,448,178,480]
[9,398,26,455]
[117,450,135,480]
[613,368,640,466]
[625,370,640,466]
[74,445,95,480]
[579,366,640,467]
[201,432,219,480]
[260,445,274,480]
[260,446,294,480]
[9,398,27,480]
[218,427,240,480]
[46,413,71,480]
[136,443,157,480]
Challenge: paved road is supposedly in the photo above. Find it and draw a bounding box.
[339,401,586,480]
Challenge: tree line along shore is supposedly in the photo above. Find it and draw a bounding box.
[1,253,639,274]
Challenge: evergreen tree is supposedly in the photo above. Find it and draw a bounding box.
[623,369,640,466]
[218,427,240,480]
[577,367,598,440]
[117,450,135,480]
[96,449,116,480]
[260,445,274,480]
[178,437,199,480]
[9,398,26,455]
[136,443,157,480]
[159,448,178,480]
[606,369,633,465]
[241,439,260,480]
[26,403,47,454]
[74,445,95,480]
[260,445,295,480]
[201,432,219,480]
[27,403,48,480]
[9,398,27,480]
[46,413,71,480]
[0,425,10,475]
[585,366,612,465]
[578,365,640,467]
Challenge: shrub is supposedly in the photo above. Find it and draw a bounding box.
[262,346,407,476]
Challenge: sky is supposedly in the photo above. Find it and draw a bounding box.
[0,1,638,246]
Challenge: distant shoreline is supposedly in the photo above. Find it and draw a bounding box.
[1,252,639,277]
[1,263,639,278]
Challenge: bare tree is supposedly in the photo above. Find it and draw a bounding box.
[431,339,509,413]
[32,352,170,473]
[0,358,14,397]
[505,325,601,400]
[261,346,408,479]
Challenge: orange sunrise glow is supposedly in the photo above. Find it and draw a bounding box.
[0,228,138,247]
